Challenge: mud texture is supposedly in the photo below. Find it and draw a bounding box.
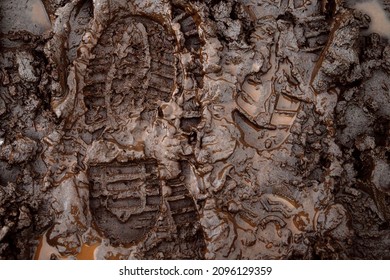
[0,0,389,260]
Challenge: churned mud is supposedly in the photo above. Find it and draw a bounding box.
[0,0,390,259]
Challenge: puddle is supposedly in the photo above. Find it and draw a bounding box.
[76,243,100,260]
[34,233,58,260]
[0,0,51,35]
[34,231,100,260]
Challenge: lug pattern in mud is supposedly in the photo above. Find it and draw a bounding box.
[82,16,178,129]
[89,161,161,244]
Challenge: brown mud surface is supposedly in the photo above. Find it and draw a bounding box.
[1,0,390,259]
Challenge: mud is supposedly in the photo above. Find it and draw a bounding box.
[0,0,389,259]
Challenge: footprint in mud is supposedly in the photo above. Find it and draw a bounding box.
[40,0,205,259]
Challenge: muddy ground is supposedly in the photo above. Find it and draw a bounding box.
[0,0,389,259]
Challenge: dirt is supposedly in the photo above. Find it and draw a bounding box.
[0,0,390,260]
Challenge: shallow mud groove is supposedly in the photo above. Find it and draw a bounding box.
[1,0,390,259]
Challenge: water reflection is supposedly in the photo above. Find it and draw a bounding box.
[34,231,100,260]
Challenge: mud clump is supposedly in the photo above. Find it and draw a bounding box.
[0,0,389,259]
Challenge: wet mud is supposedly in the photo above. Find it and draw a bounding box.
[1,0,390,259]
